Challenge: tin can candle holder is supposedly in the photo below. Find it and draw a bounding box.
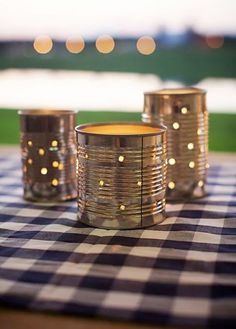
[76,122,167,229]
[19,110,77,202]
[143,88,208,201]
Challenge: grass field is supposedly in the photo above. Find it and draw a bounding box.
[1,43,236,84]
[0,109,235,152]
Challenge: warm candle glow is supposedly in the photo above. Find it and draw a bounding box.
[80,124,162,135]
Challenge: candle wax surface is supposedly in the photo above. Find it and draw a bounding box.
[80,124,161,135]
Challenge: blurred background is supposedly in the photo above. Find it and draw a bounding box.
[0,0,235,151]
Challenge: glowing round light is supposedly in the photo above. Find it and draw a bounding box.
[51,179,59,186]
[85,153,89,159]
[173,122,180,130]
[27,140,33,147]
[187,143,194,150]
[189,161,195,168]
[119,204,125,211]
[38,148,45,156]
[41,167,48,175]
[168,158,176,165]
[136,36,156,55]
[99,180,104,187]
[96,35,115,54]
[198,180,204,187]
[137,181,142,187]
[168,181,175,189]
[181,107,188,114]
[51,140,58,147]
[33,35,53,54]
[197,128,202,135]
[28,158,33,165]
[206,36,224,49]
[58,163,64,170]
[66,37,85,54]
[206,163,210,169]
[52,161,59,168]
[118,155,125,162]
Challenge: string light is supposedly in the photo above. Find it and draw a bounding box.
[136,36,156,55]
[33,35,53,54]
[206,36,224,49]
[96,35,115,54]
[66,37,85,54]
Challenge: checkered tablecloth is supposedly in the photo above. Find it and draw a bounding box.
[0,154,236,328]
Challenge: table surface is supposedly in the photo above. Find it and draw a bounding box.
[0,147,236,329]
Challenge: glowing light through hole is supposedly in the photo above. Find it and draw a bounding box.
[118,155,125,162]
[52,161,59,168]
[168,181,175,189]
[168,158,176,165]
[187,143,194,150]
[38,148,45,156]
[41,167,48,175]
[52,179,59,186]
[189,161,195,168]
[51,140,58,147]
[119,204,125,211]
[198,180,204,187]
[181,107,188,114]
[173,122,180,130]
[99,180,104,187]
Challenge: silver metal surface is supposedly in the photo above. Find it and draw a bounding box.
[76,122,167,229]
[19,110,77,202]
[143,88,208,201]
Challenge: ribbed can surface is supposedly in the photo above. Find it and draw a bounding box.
[76,122,167,229]
[143,88,208,200]
[19,110,77,202]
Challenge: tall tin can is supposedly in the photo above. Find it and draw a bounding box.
[143,88,208,200]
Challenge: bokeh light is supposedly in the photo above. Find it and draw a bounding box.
[136,36,156,55]
[33,35,53,54]
[66,37,85,54]
[95,35,115,54]
[205,36,224,49]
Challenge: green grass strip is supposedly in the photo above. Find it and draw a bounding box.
[0,109,235,152]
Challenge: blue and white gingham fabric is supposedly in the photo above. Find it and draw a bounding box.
[0,154,236,328]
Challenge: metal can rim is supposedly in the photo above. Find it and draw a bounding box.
[75,121,167,138]
[144,87,206,97]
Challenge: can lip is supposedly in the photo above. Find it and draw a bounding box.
[75,121,167,137]
[18,109,78,116]
[144,87,206,96]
